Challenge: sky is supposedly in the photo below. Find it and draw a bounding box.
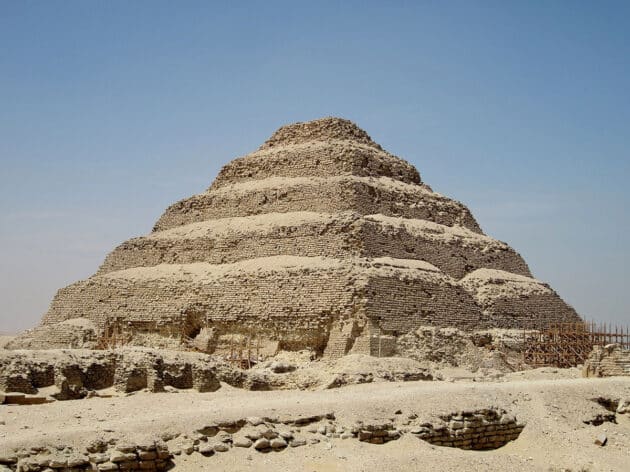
[1,1,629,332]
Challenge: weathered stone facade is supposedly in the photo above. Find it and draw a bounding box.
[9,117,582,355]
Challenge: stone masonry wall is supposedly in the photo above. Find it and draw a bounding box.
[359,219,530,279]
[412,409,525,450]
[477,293,582,329]
[4,319,98,351]
[34,259,493,355]
[0,349,224,397]
[364,276,484,334]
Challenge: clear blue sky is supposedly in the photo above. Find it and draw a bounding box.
[1,1,629,332]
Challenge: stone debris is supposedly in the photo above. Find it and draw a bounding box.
[6,117,580,357]
[253,438,270,451]
[594,434,608,446]
[232,438,252,448]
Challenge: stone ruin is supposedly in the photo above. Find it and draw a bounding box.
[0,407,529,472]
[583,343,630,377]
[7,117,582,357]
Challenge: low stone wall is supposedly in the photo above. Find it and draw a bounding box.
[0,408,526,472]
[411,409,525,450]
[583,344,630,377]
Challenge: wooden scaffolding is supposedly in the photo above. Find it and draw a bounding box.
[523,321,630,368]
[226,336,261,369]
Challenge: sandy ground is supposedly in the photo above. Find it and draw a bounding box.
[1,372,629,471]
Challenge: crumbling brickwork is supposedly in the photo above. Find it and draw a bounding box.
[9,117,582,354]
[412,409,525,450]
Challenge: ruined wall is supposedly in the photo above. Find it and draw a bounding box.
[28,257,502,356]
[0,348,222,397]
[351,178,482,233]
[480,294,582,329]
[412,409,525,450]
[583,344,630,377]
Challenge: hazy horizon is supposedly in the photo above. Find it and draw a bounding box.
[1,1,629,332]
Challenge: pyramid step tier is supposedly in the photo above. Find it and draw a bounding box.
[40,256,484,354]
[100,212,530,280]
[210,139,421,189]
[153,176,482,234]
[461,269,582,329]
[31,258,582,355]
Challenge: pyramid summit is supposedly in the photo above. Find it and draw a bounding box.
[9,117,582,354]
[259,117,383,150]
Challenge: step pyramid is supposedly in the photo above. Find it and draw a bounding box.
[9,118,582,356]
